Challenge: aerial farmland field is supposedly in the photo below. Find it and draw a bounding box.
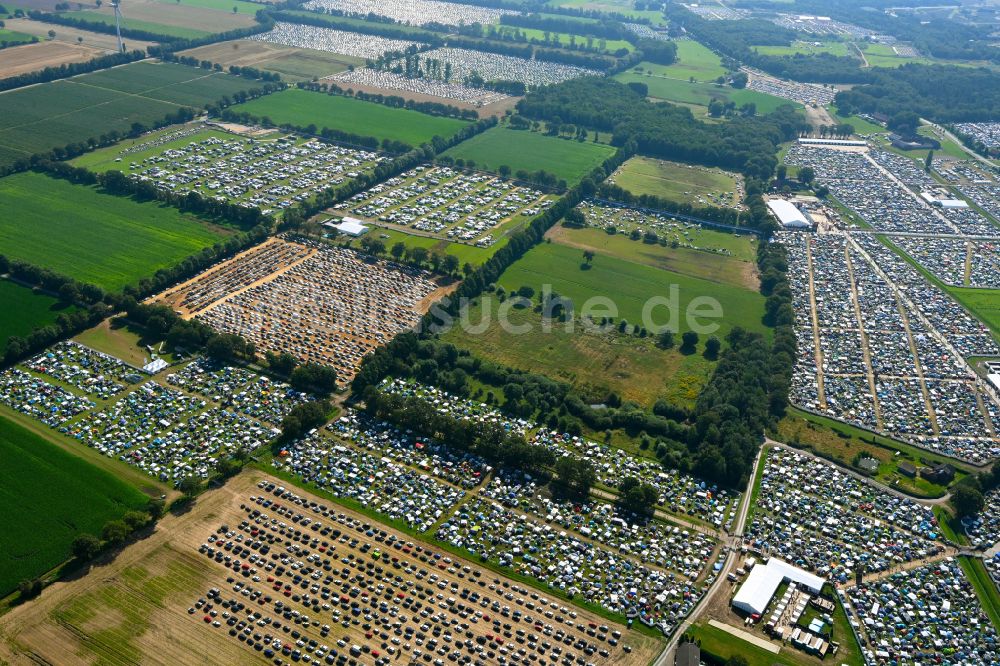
[441,127,616,184]
[229,88,471,146]
[0,172,229,291]
[180,39,366,81]
[0,281,77,353]
[0,470,663,665]
[0,414,148,596]
[0,61,266,169]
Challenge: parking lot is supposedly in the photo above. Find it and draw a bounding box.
[155,238,441,384]
[119,130,385,216]
[250,22,426,60]
[0,471,663,666]
[336,165,551,246]
[745,447,944,584]
[303,0,516,27]
[847,559,999,664]
[779,227,1000,463]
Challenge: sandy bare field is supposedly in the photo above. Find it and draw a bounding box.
[3,17,157,52]
[180,39,364,81]
[0,470,662,666]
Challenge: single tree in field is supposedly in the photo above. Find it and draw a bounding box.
[47,29,56,39]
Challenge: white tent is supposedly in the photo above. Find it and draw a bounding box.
[732,558,825,616]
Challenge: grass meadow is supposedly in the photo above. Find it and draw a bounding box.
[546,225,758,288]
[0,281,77,353]
[443,236,767,406]
[635,40,727,82]
[612,156,742,206]
[230,89,471,147]
[0,172,228,291]
[614,71,799,114]
[0,415,148,595]
[441,127,616,184]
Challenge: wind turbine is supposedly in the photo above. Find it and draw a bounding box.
[111,0,125,53]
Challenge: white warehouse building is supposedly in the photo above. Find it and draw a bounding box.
[731,558,825,616]
[766,199,812,229]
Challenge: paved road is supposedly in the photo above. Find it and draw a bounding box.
[652,442,765,666]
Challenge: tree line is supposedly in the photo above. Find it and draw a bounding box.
[669,8,868,83]
[29,9,275,55]
[301,82,480,120]
[0,49,144,93]
[160,53,283,82]
[835,63,1000,124]
[516,77,808,185]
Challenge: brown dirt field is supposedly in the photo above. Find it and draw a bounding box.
[3,18,157,52]
[71,0,257,33]
[180,40,364,81]
[0,470,663,666]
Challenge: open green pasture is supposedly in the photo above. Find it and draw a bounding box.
[0,281,77,353]
[752,39,850,57]
[547,225,757,288]
[0,415,148,596]
[442,299,715,407]
[441,127,615,184]
[0,61,259,169]
[613,71,798,114]
[151,0,267,15]
[0,171,228,291]
[493,239,767,337]
[633,40,726,82]
[0,28,36,44]
[612,156,742,207]
[230,88,470,147]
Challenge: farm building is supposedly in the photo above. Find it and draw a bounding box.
[732,558,825,616]
[766,199,812,229]
[797,137,867,147]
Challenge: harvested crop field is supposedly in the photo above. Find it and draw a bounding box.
[0,171,229,291]
[0,414,148,596]
[180,39,365,81]
[1,17,158,57]
[0,470,662,665]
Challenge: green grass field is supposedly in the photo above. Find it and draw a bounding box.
[152,0,266,15]
[547,225,757,288]
[828,105,885,136]
[0,281,77,354]
[58,11,212,38]
[753,39,850,57]
[613,71,798,114]
[443,300,715,407]
[948,287,1000,340]
[612,156,742,207]
[0,172,228,291]
[0,415,148,595]
[441,127,615,184]
[494,239,767,337]
[230,89,470,147]
[633,41,727,82]
[0,61,259,169]
[0,28,36,44]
